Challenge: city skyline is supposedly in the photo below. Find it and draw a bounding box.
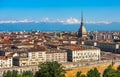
[0,0,120,22]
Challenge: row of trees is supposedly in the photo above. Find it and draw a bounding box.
[3,61,120,77]
[75,67,100,77]
[75,64,120,77]
[3,70,33,77]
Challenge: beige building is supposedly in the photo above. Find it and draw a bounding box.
[78,40,120,53]
[66,45,100,62]
[0,56,12,68]
[28,47,46,65]
[46,49,67,63]
[13,46,47,66]
[97,42,119,53]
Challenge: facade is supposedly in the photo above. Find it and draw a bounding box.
[78,40,97,46]
[89,32,113,40]
[0,56,13,68]
[13,46,47,66]
[66,45,100,62]
[79,40,120,53]
[97,42,119,53]
[46,50,67,63]
[28,50,46,65]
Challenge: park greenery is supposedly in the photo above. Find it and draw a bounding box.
[3,70,33,77]
[2,61,120,77]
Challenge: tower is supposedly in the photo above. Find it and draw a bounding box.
[78,12,87,38]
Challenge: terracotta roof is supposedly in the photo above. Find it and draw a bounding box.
[66,44,99,51]
[0,56,8,60]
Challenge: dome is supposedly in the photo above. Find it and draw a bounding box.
[80,25,87,35]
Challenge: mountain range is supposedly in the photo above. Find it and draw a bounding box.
[0,22,120,32]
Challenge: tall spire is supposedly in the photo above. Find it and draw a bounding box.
[77,12,87,38]
[81,11,84,26]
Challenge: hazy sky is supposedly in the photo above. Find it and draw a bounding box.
[0,0,120,22]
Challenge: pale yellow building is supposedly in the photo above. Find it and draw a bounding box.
[66,45,100,62]
[28,47,46,65]
[0,56,12,68]
[46,49,67,63]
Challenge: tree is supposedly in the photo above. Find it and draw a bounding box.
[3,70,12,77]
[116,70,120,77]
[103,65,117,77]
[93,68,100,77]
[35,61,65,77]
[3,70,18,77]
[87,68,100,77]
[3,71,7,77]
[76,71,81,77]
[12,70,18,77]
[22,71,33,77]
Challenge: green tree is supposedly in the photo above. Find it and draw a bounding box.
[76,71,81,77]
[116,70,120,77]
[87,68,100,77]
[12,70,18,77]
[3,70,12,77]
[35,61,65,77]
[3,71,7,77]
[17,75,23,77]
[115,65,120,77]
[103,65,117,77]
[3,70,18,77]
[22,71,33,77]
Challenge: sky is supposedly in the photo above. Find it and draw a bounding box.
[0,0,120,23]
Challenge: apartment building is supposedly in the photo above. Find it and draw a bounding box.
[28,46,46,65]
[97,42,119,53]
[0,56,13,68]
[46,49,67,63]
[66,45,100,62]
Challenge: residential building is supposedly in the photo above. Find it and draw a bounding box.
[46,49,67,63]
[28,46,46,65]
[0,56,13,68]
[97,42,119,53]
[66,45,100,62]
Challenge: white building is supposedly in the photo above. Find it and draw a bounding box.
[66,45,100,62]
[0,56,13,68]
